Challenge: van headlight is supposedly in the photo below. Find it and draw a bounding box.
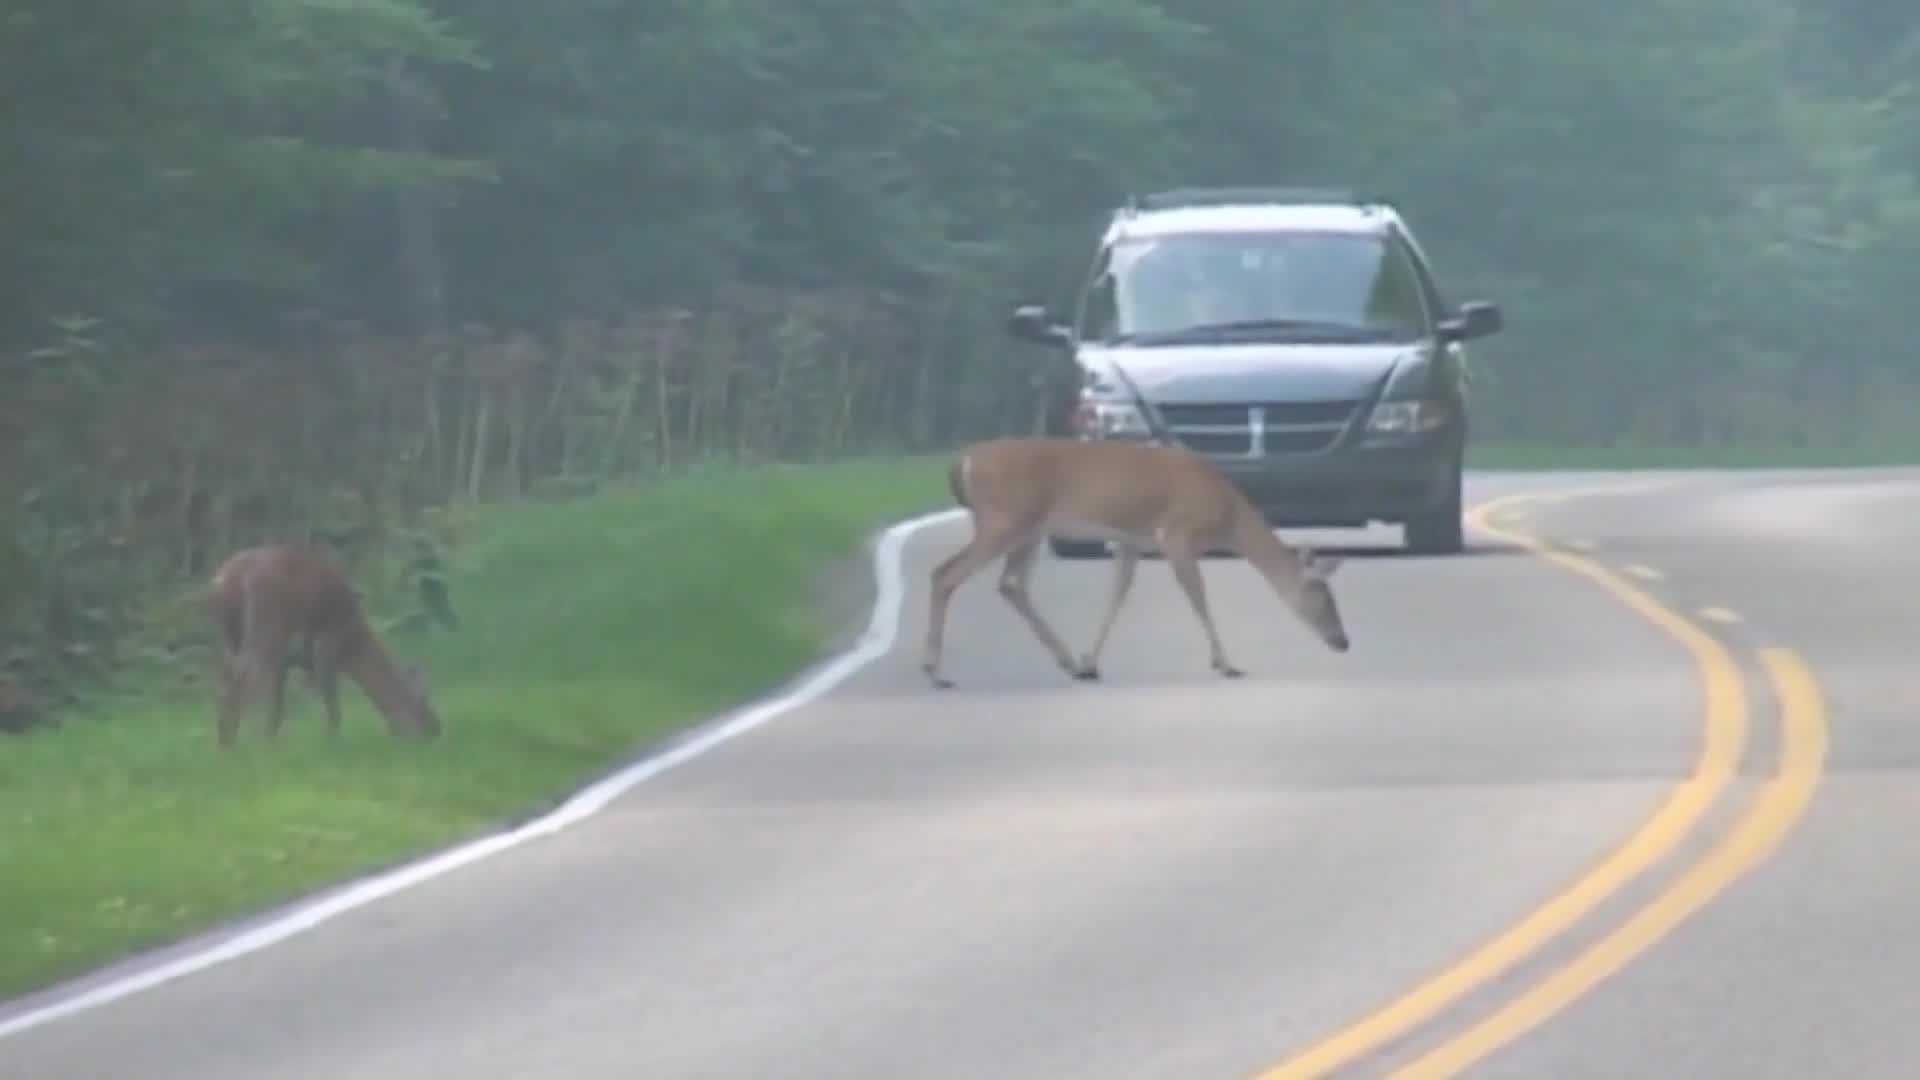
[1072,399,1153,439]
[1365,399,1451,435]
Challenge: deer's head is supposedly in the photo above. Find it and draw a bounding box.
[395,663,443,738]
[1289,552,1349,652]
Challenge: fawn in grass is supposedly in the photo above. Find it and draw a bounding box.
[208,543,442,747]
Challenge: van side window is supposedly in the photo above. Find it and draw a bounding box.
[1393,228,1449,322]
[1366,232,1435,333]
[1076,248,1120,341]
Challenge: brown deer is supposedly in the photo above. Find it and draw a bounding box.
[923,437,1350,688]
[208,544,442,747]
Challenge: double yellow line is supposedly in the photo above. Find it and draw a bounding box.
[1257,489,1830,1078]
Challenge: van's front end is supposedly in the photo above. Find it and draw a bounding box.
[1009,189,1502,554]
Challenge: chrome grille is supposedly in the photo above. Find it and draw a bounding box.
[1158,400,1357,457]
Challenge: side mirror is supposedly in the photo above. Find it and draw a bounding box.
[1007,303,1073,349]
[1437,300,1503,343]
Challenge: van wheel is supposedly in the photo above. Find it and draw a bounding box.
[1049,537,1109,559]
[1404,466,1465,555]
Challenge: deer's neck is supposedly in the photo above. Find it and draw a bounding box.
[341,633,417,725]
[1231,510,1310,592]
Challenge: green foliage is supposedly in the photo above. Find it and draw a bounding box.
[10,0,1920,430]
[0,0,489,340]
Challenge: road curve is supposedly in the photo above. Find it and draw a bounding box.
[1,468,1912,1078]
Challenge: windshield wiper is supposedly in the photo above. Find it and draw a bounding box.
[1112,318,1393,345]
[1104,318,1400,347]
[1164,317,1382,338]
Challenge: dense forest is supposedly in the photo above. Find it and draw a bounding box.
[4,1,1919,720]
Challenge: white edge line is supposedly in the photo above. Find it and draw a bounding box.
[0,507,968,1042]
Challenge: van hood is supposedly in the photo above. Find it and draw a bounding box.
[1082,342,1421,404]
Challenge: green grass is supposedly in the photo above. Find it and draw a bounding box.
[1469,441,1920,471]
[0,456,948,1001]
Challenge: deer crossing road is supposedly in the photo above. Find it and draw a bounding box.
[9,467,1920,1078]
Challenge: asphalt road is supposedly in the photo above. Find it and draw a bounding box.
[2,468,1916,1078]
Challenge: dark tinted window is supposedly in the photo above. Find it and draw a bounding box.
[1104,229,1433,344]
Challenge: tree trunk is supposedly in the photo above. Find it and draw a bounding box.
[386,58,449,341]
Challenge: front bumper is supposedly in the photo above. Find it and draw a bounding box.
[1203,437,1460,526]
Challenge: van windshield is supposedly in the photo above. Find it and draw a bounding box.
[1082,230,1431,346]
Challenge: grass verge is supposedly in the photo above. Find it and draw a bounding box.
[0,455,948,1002]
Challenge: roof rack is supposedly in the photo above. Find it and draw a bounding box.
[1126,186,1372,213]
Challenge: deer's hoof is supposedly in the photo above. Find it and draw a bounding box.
[1217,665,1245,679]
[1072,666,1100,682]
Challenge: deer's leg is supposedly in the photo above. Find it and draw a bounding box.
[1078,542,1140,678]
[1162,533,1242,678]
[311,633,345,737]
[258,624,301,740]
[923,515,1026,689]
[216,641,281,747]
[268,646,293,738]
[215,640,241,713]
[995,535,1093,680]
[215,652,247,749]
[244,622,294,739]
[287,633,318,693]
[211,595,245,748]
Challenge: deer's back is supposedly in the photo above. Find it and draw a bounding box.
[211,544,368,643]
[960,437,1245,535]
